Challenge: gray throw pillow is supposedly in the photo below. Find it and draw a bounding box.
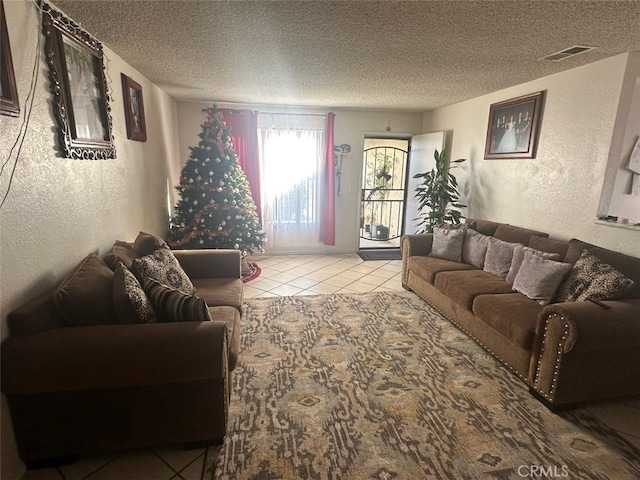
[144,278,211,323]
[429,226,465,262]
[506,245,561,284]
[462,229,491,268]
[132,248,195,295]
[555,249,634,302]
[483,237,517,278]
[512,251,572,305]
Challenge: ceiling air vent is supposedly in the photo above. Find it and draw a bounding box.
[539,45,596,62]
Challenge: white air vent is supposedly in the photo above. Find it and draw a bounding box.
[539,45,596,62]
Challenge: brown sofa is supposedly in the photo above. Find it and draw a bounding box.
[1,235,243,467]
[402,219,640,410]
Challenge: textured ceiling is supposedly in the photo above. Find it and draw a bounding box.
[51,0,640,111]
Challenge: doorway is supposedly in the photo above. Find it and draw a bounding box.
[358,137,410,250]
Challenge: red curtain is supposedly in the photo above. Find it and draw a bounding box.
[219,109,262,221]
[320,112,336,245]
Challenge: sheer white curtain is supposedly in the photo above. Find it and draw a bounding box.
[258,114,325,251]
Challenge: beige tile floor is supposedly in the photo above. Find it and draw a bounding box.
[19,253,640,480]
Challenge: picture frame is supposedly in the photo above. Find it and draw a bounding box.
[121,73,147,142]
[0,0,20,117]
[484,91,545,160]
[42,3,115,159]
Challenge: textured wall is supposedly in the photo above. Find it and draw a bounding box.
[423,53,640,257]
[0,2,180,477]
[175,102,423,253]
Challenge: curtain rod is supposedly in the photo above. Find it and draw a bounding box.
[201,107,328,118]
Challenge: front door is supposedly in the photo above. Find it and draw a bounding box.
[359,138,409,249]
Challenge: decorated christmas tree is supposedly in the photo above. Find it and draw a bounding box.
[167,108,266,255]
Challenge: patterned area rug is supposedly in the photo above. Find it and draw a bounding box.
[212,291,640,479]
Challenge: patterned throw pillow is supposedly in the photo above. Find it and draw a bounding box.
[113,262,157,324]
[144,278,211,323]
[555,249,635,302]
[132,248,195,295]
[512,251,572,305]
[429,225,466,262]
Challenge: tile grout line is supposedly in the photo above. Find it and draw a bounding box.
[150,448,185,479]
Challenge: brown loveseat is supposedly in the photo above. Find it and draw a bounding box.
[1,233,243,467]
[402,219,640,410]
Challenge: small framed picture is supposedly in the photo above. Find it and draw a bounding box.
[121,73,147,142]
[484,91,545,160]
[1,0,20,117]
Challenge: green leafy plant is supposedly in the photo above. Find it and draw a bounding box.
[413,148,466,233]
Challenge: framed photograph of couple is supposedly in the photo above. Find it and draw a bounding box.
[42,3,115,159]
[484,91,545,160]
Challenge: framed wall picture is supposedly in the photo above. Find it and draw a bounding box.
[484,91,545,159]
[121,73,147,142]
[0,0,20,117]
[42,3,115,159]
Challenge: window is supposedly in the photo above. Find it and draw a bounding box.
[258,114,326,251]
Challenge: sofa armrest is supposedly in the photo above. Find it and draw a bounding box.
[401,234,433,284]
[401,234,433,258]
[1,321,228,395]
[530,298,640,406]
[173,249,241,279]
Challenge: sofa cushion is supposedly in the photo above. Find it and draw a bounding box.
[53,253,117,327]
[103,241,139,270]
[133,248,195,295]
[429,225,465,262]
[407,255,476,284]
[563,239,640,299]
[472,293,543,349]
[113,262,157,324]
[506,245,561,284]
[144,278,211,323]
[434,270,513,311]
[528,236,570,259]
[494,224,548,244]
[556,249,635,302]
[512,251,572,305]
[191,277,244,315]
[483,237,517,278]
[133,231,169,256]
[462,229,491,268]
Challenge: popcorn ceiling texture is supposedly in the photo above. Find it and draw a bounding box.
[52,0,640,111]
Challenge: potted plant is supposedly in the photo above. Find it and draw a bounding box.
[413,148,466,233]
